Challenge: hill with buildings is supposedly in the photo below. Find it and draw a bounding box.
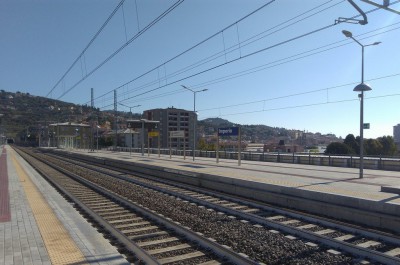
[0,90,338,147]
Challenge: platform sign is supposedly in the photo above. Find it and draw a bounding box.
[127,119,159,129]
[218,127,239,136]
[148,131,159,137]
[363,123,370,129]
[217,126,241,166]
[170,130,185,138]
[169,130,186,160]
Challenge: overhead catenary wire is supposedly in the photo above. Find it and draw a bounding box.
[100,71,400,114]
[56,0,185,100]
[95,0,378,108]
[92,0,398,111]
[110,9,397,108]
[89,0,278,105]
[94,20,400,111]
[95,0,344,105]
[113,0,346,101]
[202,92,400,119]
[46,0,126,97]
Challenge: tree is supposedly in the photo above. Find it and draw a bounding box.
[364,139,383,156]
[325,142,354,155]
[377,136,397,156]
[343,134,359,154]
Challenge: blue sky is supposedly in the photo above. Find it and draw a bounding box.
[1,0,399,139]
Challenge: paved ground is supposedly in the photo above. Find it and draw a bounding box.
[1,145,399,265]
[67,148,400,205]
[0,145,129,265]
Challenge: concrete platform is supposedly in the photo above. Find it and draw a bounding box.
[0,145,129,265]
[51,148,400,234]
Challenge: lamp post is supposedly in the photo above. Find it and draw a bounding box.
[342,30,381,179]
[57,107,61,148]
[181,85,208,161]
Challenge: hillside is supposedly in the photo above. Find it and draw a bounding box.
[0,90,140,139]
[0,90,336,145]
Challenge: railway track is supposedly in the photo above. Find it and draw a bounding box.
[16,148,254,265]
[16,147,400,264]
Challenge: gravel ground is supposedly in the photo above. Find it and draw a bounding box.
[61,166,356,265]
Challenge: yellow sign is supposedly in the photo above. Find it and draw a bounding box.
[148,131,159,137]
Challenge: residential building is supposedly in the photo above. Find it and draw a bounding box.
[142,107,196,149]
[394,124,400,143]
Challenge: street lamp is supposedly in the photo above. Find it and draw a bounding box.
[119,103,141,119]
[342,30,381,179]
[181,85,208,161]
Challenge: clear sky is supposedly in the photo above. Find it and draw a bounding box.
[1,0,399,139]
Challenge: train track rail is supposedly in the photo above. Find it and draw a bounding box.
[16,147,400,264]
[16,148,255,265]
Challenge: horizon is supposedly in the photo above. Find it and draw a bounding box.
[1,1,399,139]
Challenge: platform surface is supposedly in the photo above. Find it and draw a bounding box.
[0,145,129,265]
[64,148,400,206]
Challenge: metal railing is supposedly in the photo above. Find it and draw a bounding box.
[105,147,400,172]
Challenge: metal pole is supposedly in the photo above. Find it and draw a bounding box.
[360,91,364,178]
[158,132,160,158]
[193,92,196,161]
[130,132,132,156]
[96,125,99,151]
[141,120,144,156]
[359,45,364,178]
[216,134,219,163]
[238,127,241,166]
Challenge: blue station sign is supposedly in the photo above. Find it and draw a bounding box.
[218,127,239,136]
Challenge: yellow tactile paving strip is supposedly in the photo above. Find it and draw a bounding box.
[11,153,88,265]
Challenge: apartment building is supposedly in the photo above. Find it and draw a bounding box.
[394,124,400,143]
[142,107,196,149]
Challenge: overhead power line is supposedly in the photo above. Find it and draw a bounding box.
[202,92,400,119]
[113,0,345,102]
[94,1,398,111]
[95,20,400,110]
[47,0,125,97]
[90,0,278,105]
[99,71,400,112]
[55,0,185,100]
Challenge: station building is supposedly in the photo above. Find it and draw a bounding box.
[49,122,91,149]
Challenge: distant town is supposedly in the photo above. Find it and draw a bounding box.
[1,90,399,155]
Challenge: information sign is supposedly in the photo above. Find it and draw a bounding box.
[218,127,239,136]
[127,119,159,129]
[363,123,370,129]
[170,130,185,138]
[148,131,159,137]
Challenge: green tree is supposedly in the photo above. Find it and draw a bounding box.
[364,139,383,156]
[343,134,358,154]
[198,138,208,150]
[325,142,354,155]
[377,136,397,156]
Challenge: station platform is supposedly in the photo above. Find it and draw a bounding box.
[56,147,400,234]
[1,145,400,265]
[0,145,129,265]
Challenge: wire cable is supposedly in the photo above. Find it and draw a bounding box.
[56,0,184,100]
[202,92,400,119]
[89,0,277,104]
[47,0,125,97]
